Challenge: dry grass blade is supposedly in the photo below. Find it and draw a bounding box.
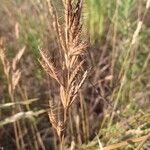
[96,135,104,150]
[12,46,26,70]
[135,132,150,150]
[79,134,150,150]
[0,98,39,109]
[12,69,21,90]
[0,110,46,127]
[103,135,149,150]
[0,38,10,77]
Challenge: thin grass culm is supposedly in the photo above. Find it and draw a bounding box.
[40,0,87,149]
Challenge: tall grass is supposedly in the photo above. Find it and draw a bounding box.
[40,0,88,149]
[0,0,150,149]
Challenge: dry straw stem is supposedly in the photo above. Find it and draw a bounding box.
[79,134,150,150]
[0,98,38,109]
[40,0,88,145]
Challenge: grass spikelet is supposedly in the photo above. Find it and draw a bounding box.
[40,0,88,148]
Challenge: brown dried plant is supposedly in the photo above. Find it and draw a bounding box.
[0,37,25,150]
[40,0,87,148]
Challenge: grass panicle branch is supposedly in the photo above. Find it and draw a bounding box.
[40,0,87,148]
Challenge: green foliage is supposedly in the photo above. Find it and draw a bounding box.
[26,32,44,80]
[27,32,41,58]
[85,0,108,43]
[16,11,45,80]
[118,0,135,37]
[6,44,16,59]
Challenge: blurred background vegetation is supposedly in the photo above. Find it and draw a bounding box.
[0,0,150,149]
